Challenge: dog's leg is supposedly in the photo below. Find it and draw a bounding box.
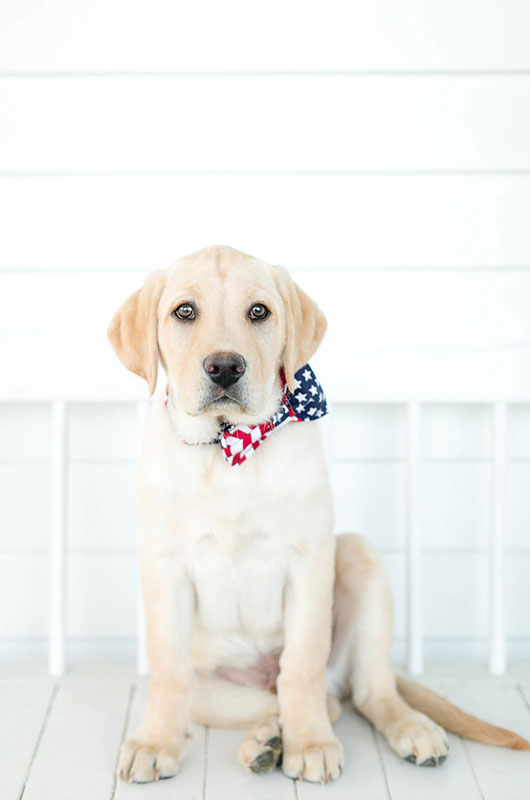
[118,546,194,783]
[277,533,344,784]
[332,533,449,766]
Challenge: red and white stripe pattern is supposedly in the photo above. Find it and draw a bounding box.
[219,411,291,467]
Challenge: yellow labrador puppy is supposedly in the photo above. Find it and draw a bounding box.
[109,245,529,785]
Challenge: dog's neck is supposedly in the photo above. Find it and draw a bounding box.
[165,387,224,446]
[164,379,284,447]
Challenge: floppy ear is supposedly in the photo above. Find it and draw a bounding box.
[273,266,327,392]
[107,270,165,395]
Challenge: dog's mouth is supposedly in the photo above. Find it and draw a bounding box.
[209,396,239,406]
[201,387,246,412]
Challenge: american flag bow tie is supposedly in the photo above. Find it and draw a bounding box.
[218,363,328,467]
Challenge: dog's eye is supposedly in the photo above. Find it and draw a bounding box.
[249,303,270,321]
[173,303,196,321]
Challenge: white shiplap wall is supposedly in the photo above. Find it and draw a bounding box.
[0,0,529,666]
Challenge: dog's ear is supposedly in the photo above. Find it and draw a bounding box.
[107,270,166,395]
[273,266,327,392]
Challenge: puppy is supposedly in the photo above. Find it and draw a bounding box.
[108,245,529,784]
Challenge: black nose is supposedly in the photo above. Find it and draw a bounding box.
[203,352,246,388]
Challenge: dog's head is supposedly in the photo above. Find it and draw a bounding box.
[108,246,326,423]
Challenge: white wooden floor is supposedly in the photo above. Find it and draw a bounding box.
[3,663,530,800]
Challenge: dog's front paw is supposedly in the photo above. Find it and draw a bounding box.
[282,738,344,784]
[385,711,449,767]
[118,738,181,783]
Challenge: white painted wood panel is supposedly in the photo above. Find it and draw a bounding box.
[1,0,529,72]
[0,554,49,637]
[330,461,407,547]
[66,638,136,664]
[0,403,51,458]
[0,678,55,800]
[331,461,530,557]
[298,270,530,349]
[68,462,137,551]
[0,462,50,550]
[508,405,530,458]
[314,348,530,404]
[331,404,529,464]
[331,404,406,460]
[0,486,136,559]
[489,401,507,675]
[22,679,130,800]
[67,553,137,637]
[0,553,136,640]
[422,554,489,638]
[406,402,423,675]
[422,404,492,459]
[422,639,491,663]
[68,403,138,459]
[49,399,67,675]
[420,463,490,550]
[3,76,530,172]
[1,176,530,270]
[0,461,137,553]
[506,464,530,548]
[506,555,530,639]
[332,462,502,554]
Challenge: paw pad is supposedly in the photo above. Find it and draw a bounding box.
[249,740,283,774]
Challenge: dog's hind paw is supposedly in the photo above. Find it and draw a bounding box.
[238,716,283,775]
[384,711,449,767]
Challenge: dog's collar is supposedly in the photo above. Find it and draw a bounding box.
[165,363,328,467]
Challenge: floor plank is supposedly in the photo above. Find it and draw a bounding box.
[4,666,530,800]
[444,684,530,800]
[21,677,131,800]
[518,685,530,714]
[115,678,205,800]
[297,705,389,800]
[0,678,55,800]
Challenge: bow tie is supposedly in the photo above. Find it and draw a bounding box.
[166,363,328,467]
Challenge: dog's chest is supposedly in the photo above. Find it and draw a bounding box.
[143,416,329,639]
[189,521,287,636]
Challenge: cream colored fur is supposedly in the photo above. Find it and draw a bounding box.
[108,245,529,785]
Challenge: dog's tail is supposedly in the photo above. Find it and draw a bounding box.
[396,676,530,751]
